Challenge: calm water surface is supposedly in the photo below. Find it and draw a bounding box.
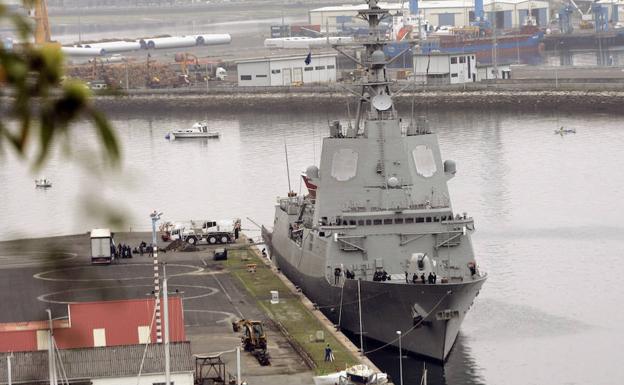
[1,109,623,385]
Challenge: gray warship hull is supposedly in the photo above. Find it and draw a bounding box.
[263,227,486,361]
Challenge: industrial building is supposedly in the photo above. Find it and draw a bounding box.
[0,342,194,385]
[597,0,623,23]
[412,52,477,84]
[309,0,550,31]
[236,53,337,87]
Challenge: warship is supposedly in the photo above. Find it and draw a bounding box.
[262,0,486,361]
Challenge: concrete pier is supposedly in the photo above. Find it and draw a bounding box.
[0,231,390,385]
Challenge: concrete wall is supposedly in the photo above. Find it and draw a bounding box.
[92,372,193,385]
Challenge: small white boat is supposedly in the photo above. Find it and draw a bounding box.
[313,364,388,385]
[166,122,220,140]
[554,127,576,135]
[35,178,52,188]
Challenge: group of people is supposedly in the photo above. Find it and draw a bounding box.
[372,270,390,282]
[408,272,438,284]
[116,243,133,259]
[137,241,154,257]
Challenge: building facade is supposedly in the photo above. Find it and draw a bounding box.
[413,52,477,84]
[237,54,337,86]
[309,0,549,31]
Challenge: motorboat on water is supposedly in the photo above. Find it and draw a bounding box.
[166,122,220,140]
[313,364,388,385]
[554,127,576,135]
[35,178,52,188]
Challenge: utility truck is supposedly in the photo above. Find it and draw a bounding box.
[168,219,240,245]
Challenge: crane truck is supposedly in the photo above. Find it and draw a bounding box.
[167,218,240,245]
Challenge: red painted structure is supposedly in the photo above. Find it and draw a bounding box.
[0,297,185,353]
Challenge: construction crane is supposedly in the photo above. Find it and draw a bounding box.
[174,52,199,84]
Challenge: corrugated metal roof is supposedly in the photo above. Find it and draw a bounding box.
[236,52,337,64]
[310,0,549,11]
[0,341,193,384]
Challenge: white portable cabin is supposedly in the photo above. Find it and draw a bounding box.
[90,228,115,264]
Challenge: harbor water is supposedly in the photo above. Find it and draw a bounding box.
[1,109,623,384]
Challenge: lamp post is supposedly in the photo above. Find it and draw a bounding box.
[396,330,403,385]
[150,210,163,343]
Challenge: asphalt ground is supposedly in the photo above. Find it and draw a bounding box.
[0,232,314,384]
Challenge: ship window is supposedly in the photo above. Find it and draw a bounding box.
[426,217,432,223]
[256,74,267,78]
[405,217,414,224]
[395,218,404,224]
[451,73,458,78]
[240,75,252,80]
[459,56,466,63]
[441,216,446,221]
[366,219,372,225]
[434,217,440,222]
[271,69,281,74]
[358,220,365,226]
[349,220,356,225]
[373,219,382,225]
[327,65,335,69]
[384,219,393,225]
[331,149,358,182]
[416,217,424,223]
[305,67,313,71]
[315,66,325,70]
[412,145,437,178]
[450,57,457,64]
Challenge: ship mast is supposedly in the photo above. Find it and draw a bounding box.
[348,0,398,131]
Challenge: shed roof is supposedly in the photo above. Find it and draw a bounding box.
[0,342,193,384]
[311,0,548,12]
[236,53,337,64]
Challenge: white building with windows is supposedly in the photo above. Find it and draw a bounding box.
[309,0,550,30]
[413,52,477,84]
[236,53,337,87]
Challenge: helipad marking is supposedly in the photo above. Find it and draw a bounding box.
[37,284,219,304]
[33,263,204,282]
[0,252,77,269]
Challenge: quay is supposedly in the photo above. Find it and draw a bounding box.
[0,231,388,385]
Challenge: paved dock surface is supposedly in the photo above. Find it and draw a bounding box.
[0,232,315,385]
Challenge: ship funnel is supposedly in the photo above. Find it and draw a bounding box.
[371,50,386,68]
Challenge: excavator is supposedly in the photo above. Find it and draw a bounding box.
[231,319,270,366]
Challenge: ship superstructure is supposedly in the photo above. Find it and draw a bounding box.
[262,0,486,361]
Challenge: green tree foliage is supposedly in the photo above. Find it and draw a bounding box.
[0,1,119,168]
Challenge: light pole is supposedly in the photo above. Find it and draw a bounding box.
[396,330,403,385]
[150,210,163,343]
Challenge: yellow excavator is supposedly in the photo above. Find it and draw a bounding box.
[232,319,270,366]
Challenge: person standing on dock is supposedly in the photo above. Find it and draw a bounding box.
[324,344,333,362]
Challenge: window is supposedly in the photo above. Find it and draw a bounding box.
[459,56,466,63]
[271,69,281,74]
[305,67,313,71]
[451,73,458,78]
[405,217,414,224]
[384,219,393,225]
[327,65,335,69]
[450,57,457,64]
[240,75,252,80]
[93,328,106,347]
[349,220,356,225]
[441,216,447,221]
[256,74,267,78]
[395,218,404,224]
[416,217,424,223]
[373,219,382,225]
[315,66,325,70]
[433,217,440,222]
[366,219,372,225]
[426,217,432,223]
[358,220,365,226]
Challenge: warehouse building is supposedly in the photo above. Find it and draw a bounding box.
[309,0,549,31]
[413,52,477,84]
[236,53,337,86]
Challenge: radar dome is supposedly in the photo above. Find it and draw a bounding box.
[306,165,319,179]
[387,176,399,187]
[371,50,386,67]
